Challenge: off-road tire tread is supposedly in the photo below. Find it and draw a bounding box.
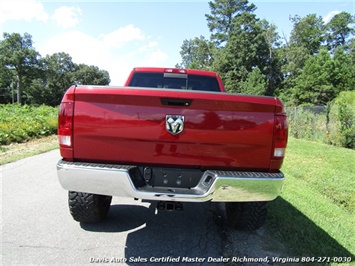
[225,201,268,231]
[68,191,112,223]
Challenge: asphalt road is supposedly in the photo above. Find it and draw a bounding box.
[1,150,287,265]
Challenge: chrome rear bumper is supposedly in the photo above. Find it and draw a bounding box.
[57,160,284,202]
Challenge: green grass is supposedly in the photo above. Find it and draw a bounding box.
[267,138,354,262]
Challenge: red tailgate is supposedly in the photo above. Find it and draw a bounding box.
[73,86,276,171]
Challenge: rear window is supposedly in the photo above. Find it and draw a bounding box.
[128,72,220,92]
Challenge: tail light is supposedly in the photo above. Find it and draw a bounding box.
[273,115,288,158]
[58,86,75,160]
[58,102,73,146]
[270,99,288,171]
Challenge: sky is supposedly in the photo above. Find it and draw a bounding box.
[1,0,354,85]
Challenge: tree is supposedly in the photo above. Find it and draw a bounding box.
[213,12,270,93]
[178,36,215,69]
[27,52,76,106]
[326,12,355,52]
[293,49,335,105]
[205,0,256,46]
[261,20,282,95]
[27,54,111,106]
[0,32,112,105]
[72,64,111,85]
[277,45,311,105]
[46,52,76,105]
[0,32,40,103]
[239,67,267,95]
[289,14,325,55]
[332,47,355,93]
[179,1,283,96]
[349,39,355,64]
[0,62,15,103]
[277,14,320,105]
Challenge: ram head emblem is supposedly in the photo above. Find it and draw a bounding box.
[166,115,184,135]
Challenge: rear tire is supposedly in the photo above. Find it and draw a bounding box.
[225,201,268,230]
[68,191,112,223]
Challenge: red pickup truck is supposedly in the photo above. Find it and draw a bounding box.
[57,67,288,230]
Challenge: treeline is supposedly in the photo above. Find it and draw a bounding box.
[177,0,355,107]
[0,33,110,106]
[1,1,354,108]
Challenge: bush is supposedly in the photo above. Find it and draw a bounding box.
[286,106,327,142]
[0,104,58,145]
[326,91,355,149]
[287,95,354,149]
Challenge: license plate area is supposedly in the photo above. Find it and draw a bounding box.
[137,167,204,188]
